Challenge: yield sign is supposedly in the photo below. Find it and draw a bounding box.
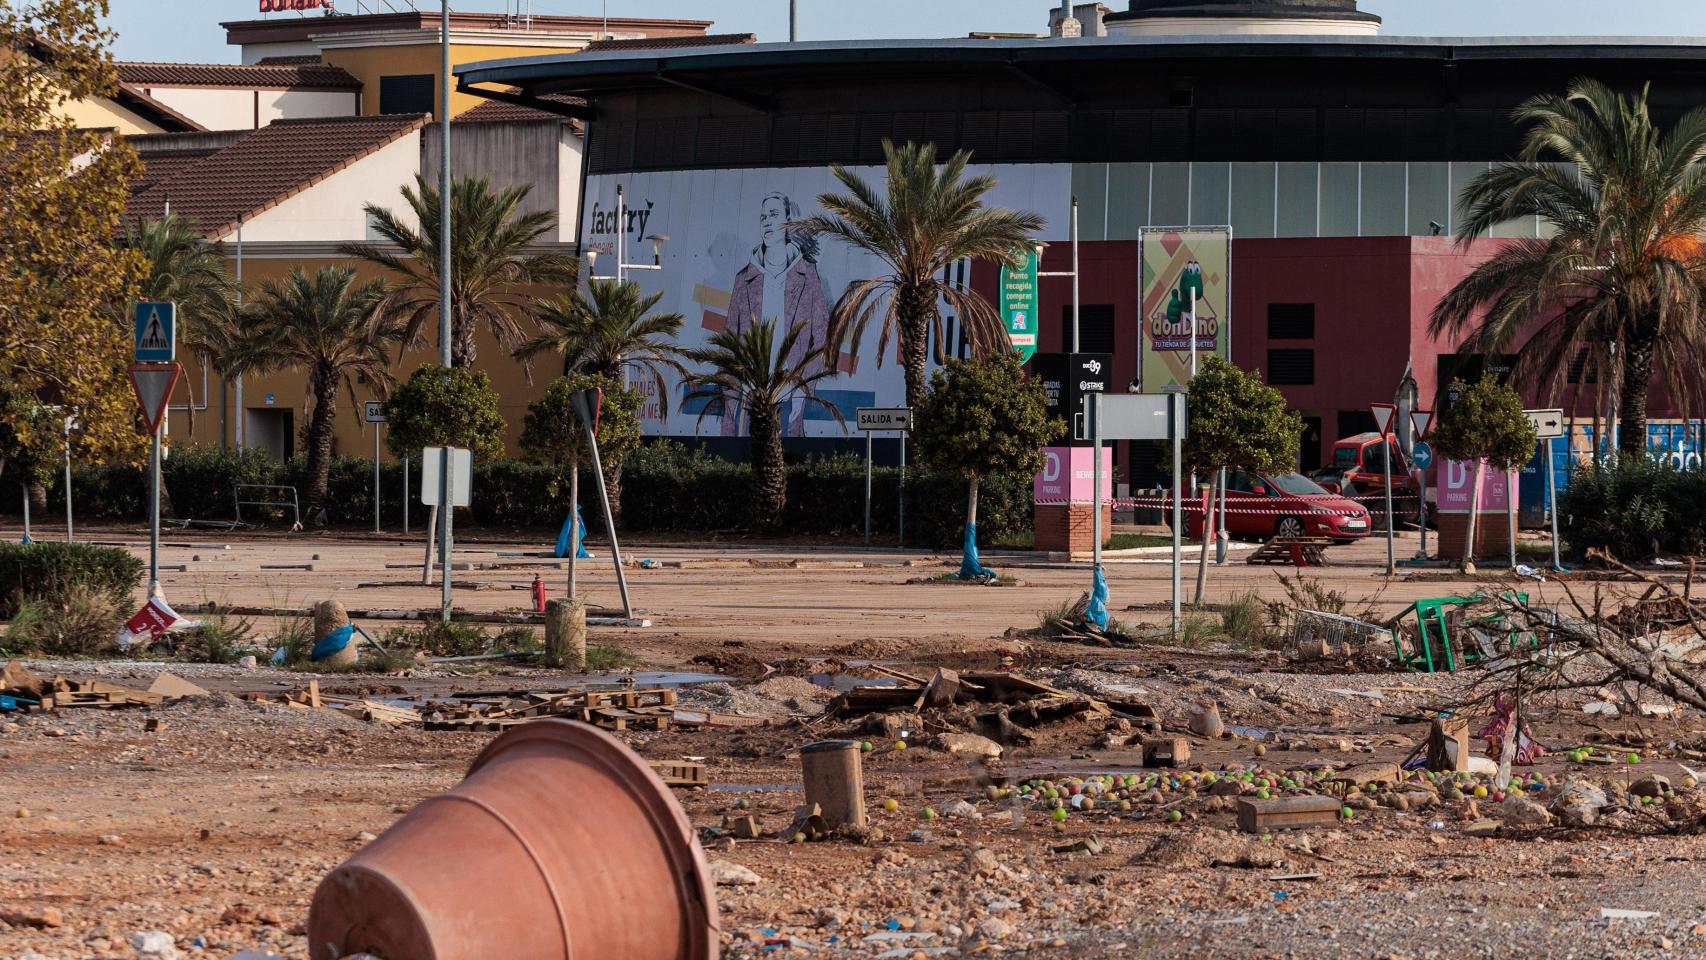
[1410,409,1433,440]
[1370,402,1397,437]
[128,362,182,435]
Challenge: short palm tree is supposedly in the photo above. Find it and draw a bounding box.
[514,277,690,399]
[342,174,577,368]
[129,214,242,413]
[793,139,1046,409]
[684,317,846,529]
[240,267,405,525]
[1430,79,1706,455]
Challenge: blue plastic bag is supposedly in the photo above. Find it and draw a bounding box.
[1082,565,1110,630]
[957,523,995,581]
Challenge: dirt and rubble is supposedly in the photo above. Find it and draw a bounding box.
[8,530,1706,959]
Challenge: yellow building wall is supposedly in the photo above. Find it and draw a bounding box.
[167,253,564,465]
[58,93,170,135]
[322,42,581,118]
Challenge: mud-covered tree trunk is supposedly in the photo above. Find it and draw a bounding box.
[302,363,339,526]
[749,400,786,530]
[898,283,936,411]
[1462,458,1485,572]
[1618,330,1657,456]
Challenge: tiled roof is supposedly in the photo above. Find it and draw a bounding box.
[132,148,225,195]
[457,92,587,125]
[128,113,429,239]
[255,55,324,66]
[581,32,756,53]
[116,61,362,90]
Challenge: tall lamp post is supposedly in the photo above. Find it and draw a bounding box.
[586,184,667,283]
[436,1,453,621]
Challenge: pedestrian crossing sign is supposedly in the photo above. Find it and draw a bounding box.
[134,301,176,362]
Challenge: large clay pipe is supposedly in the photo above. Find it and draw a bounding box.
[307,719,719,960]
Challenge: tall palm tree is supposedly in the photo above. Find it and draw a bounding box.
[1430,79,1706,455]
[128,214,241,423]
[793,139,1046,410]
[240,267,405,525]
[514,277,690,399]
[684,317,846,529]
[342,174,577,368]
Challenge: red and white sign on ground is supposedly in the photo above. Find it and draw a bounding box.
[127,362,182,435]
[1370,402,1397,437]
[115,596,181,652]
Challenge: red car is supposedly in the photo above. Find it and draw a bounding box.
[1181,470,1372,543]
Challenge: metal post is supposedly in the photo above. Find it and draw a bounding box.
[1189,291,1198,378]
[437,1,453,622]
[1507,467,1518,572]
[234,217,244,449]
[1171,393,1183,640]
[1546,440,1561,570]
[616,184,626,283]
[403,456,410,535]
[441,451,454,620]
[863,430,873,545]
[148,432,161,596]
[790,0,797,40]
[1416,467,1428,561]
[373,425,382,534]
[63,418,73,542]
[1091,393,1102,569]
[1383,433,1396,574]
[583,424,633,618]
[21,489,30,544]
[1070,196,1080,353]
[898,431,907,547]
[1214,467,1228,564]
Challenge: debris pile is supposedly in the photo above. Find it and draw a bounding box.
[0,661,209,712]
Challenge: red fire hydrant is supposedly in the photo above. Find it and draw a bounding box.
[531,575,547,614]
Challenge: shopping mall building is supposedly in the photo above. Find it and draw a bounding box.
[458,0,1706,482]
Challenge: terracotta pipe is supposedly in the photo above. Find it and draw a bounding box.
[308,719,719,960]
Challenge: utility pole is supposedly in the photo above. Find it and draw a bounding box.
[790,0,797,41]
[438,0,454,621]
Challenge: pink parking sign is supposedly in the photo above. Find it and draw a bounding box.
[1437,459,1511,513]
[1034,446,1114,503]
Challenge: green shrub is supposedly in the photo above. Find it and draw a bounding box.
[1561,458,1706,561]
[0,541,141,618]
[1219,591,1272,649]
[178,604,256,664]
[164,445,278,522]
[5,593,125,656]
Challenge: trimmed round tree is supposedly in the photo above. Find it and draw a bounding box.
[1429,375,1538,571]
[914,354,1062,578]
[1183,356,1303,598]
[384,365,507,462]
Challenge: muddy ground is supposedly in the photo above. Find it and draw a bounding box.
[5,526,1706,959]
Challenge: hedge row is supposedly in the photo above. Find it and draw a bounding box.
[3,441,1032,549]
[0,541,142,618]
[1560,458,1706,561]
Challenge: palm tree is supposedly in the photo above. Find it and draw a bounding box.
[684,317,846,529]
[514,277,690,398]
[240,267,405,525]
[128,214,242,424]
[1430,79,1706,456]
[514,278,690,528]
[793,139,1046,410]
[342,174,577,368]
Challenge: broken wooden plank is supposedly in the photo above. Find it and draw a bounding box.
[146,672,208,699]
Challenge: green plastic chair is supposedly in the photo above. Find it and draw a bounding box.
[1389,593,1529,673]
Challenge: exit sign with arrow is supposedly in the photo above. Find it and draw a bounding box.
[1524,408,1565,439]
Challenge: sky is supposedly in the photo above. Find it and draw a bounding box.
[105,0,1706,63]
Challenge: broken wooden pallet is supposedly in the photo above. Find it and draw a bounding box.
[648,760,708,788]
[1246,537,1336,567]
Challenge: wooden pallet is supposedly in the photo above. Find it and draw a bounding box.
[648,760,708,788]
[1246,536,1336,567]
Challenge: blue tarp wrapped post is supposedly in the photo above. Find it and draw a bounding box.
[958,522,995,580]
[554,504,592,559]
[311,623,356,662]
[1082,565,1110,630]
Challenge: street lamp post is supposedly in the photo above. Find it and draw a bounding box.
[437,0,453,621]
[585,184,667,283]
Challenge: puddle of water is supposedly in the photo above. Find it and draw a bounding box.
[580,671,732,688]
[809,672,899,693]
[1226,724,1272,741]
[707,783,797,794]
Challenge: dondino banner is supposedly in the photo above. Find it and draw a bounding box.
[1139,227,1231,393]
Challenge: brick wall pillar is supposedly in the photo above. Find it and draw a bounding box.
[1033,503,1113,555]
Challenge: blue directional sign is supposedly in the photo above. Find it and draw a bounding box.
[1411,441,1434,471]
[134,301,176,362]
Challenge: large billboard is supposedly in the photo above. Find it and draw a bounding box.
[1139,226,1232,393]
[581,166,1070,439]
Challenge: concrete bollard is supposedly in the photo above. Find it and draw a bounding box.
[800,740,866,830]
[545,598,587,671]
[312,599,357,668]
